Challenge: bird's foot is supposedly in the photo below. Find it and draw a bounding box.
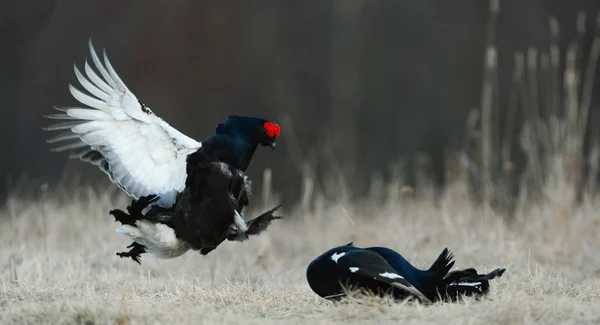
[245,202,283,236]
[109,195,161,226]
[116,242,146,265]
[227,203,284,242]
[126,194,161,216]
[111,195,164,226]
[109,209,135,226]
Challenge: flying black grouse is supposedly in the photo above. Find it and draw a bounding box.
[44,39,281,209]
[108,158,283,264]
[306,242,506,303]
[43,39,282,262]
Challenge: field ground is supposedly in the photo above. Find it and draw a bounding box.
[1,181,600,325]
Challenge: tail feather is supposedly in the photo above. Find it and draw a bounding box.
[443,267,506,301]
[116,220,190,259]
[445,268,505,283]
[443,267,478,283]
[427,247,455,277]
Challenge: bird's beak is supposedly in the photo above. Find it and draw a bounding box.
[269,142,276,150]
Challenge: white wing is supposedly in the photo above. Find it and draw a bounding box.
[44,39,202,208]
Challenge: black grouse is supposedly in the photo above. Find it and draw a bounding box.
[43,39,283,262]
[108,157,283,264]
[43,39,281,210]
[306,242,506,303]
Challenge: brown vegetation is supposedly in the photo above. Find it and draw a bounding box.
[1,172,599,324]
[1,2,599,325]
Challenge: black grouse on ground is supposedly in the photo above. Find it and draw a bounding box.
[306,242,506,303]
[43,39,282,263]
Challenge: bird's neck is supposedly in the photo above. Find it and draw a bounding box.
[201,134,258,171]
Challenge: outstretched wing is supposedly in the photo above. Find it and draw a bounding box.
[44,39,201,208]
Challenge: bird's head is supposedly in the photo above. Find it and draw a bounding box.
[258,120,281,150]
[216,115,281,150]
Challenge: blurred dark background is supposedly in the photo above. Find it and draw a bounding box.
[1,0,599,206]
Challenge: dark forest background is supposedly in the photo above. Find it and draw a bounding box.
[1,0,599,208]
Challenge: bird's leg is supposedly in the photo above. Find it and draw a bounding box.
[227,203,283,242]
[245,202,283,236]
[235,190,250,213]
[127,194,161,217]
[116,242,146,265]
[229,174,250,214]
[109,195,163,226]
[226,210,250,242]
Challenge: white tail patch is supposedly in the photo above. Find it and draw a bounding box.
[379,272,404,279]
[349,267,359,273]
[116,220,190,259]
[449,281,482,287]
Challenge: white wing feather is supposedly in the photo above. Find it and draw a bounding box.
[44,39,202,208]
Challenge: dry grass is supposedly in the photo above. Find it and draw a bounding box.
[1,180,600,325]
[2,3,597,324]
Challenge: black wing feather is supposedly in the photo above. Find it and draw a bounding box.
[336,250,431,302]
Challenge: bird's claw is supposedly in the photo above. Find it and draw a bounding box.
[244,202,284,236]
[263,202,284,215]
[109,209,130,223]
[116,251,142,265]
[126,194,161,215]
[116,242,146,265]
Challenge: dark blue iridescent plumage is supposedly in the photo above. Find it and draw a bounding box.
[306,243,505,303]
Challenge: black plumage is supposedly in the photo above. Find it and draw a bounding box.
[192,115,280,173]
[171,154,282,254]
[108,114,284,264]
[306,242,506,304]
[42,41,284,265]
[110,157,283,264]
[43,39,283,210]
